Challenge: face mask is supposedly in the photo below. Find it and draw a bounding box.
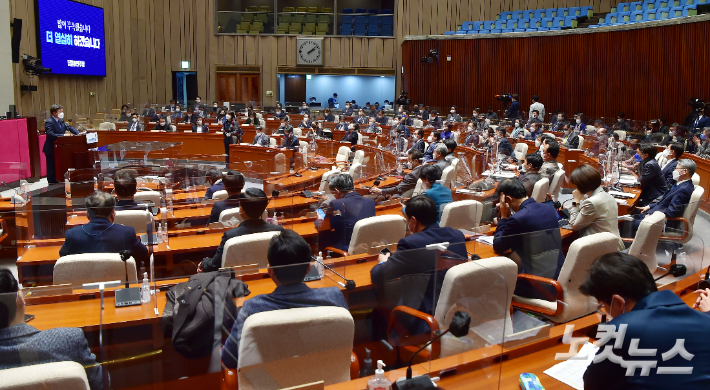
[302,106,307,109]
[670,131,675,136]
[533,114,537,118]
[702,134,707,141]
[213,104,218,107]
[535,139,541,147]
[558,117,563,122]
[514,123,520,128]
[159,122,166,126]
[617,118,623,122]
[346,105,351,109]
[226,115,231,120]
[304,117,308,121]
[196,99,201,103]
[176,109,181,112]
[132,117,138,122]
[539,145,544,154]
[369,120,375,124]
[57,112,65,119]
[398,108,403,112]
[450,110,455,114]
[197,121,202,126]
[672,170,682,181]
[576,119,581,124]
[276,110,281,114]
[406,162,412,170]
[634,153,642,162]
[427,135,433,143]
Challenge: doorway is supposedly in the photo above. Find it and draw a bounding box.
[173,72,198,105]
[217,73,260,107]
[283,74,306,105]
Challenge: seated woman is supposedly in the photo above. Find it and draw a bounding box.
[569,164,625,250]
[510,118,525,140]
[244,111,260,126]
[323,108,335,122]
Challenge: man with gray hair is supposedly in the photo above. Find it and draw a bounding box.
[44,104,80,183]
[59,191,148,265]
[631,158,696,234]
[317,174,376,252]
[432,143,450,171]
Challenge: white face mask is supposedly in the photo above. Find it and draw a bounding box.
[57,112,65,119]
[673,169,682,181]
[427,135,433,143]
[226,115,231,120]
[576,119,582,124]
[617,118,623,122]
[450,110,455,114]
[276,110,281,114]
[159,122,166,126]
[535,139,541,147]
[539,145,545,154]
[303,117,308,121]
[346,105,351,109]
[132,117,138,122]
[302,106,307,109]
[557,116,563,122]
[514,122,520,128]
[485,119,491,125]
[196,99,201,103]
[197,121,202,126]
[213,104,218,107]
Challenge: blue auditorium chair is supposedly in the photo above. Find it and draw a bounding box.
[381,9,393,14]
[518,18,530,28]
[368,25,380,35]
[656,7,670,18]
[494,20,507,29]
[381,15,393,26]
[368,8,378,14]
[655,0,669,8]
[534,9,546,18]
[537,27,550,31]
[552,17,565,27]
[544,8,557,18]
[354,15,367,24]
[368,15,379,25]
[683,4,698,14]
[472,21,482,30]
[631,1,644,10]
[355,8,367,13]
[615,2,631,12]
[669,5,684,16]
[500,11,512,19]
[564,16,578,27]
[467,30,478,34]
[479,29,491,34]
[643,9,657,19]
[341,24,353,34]
[557,7,569,16]
[618,11,632,22]
[642,1,655,9]
[512,10,523,19]
[568,7,581,16]
[631,10,644,21]
[490,29,502,33]
[483,20,495,29]
[381,25,393,35]
[540,17,553,27]
[342,8,353,14]
[581,6,594,16]
[353,23,366,35]
[523,10,535,19]
[341,15,353,24]
[444,31,455,35]
[501,29,513,32]
[462,21,473,30]
[505,20,517,29]
[528,18,541,28]
[455,30,466,34]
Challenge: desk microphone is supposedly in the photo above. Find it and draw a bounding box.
[272,190,280,198]
[119,250,132,288]
[373,180,381,187]
[654,263,687,281]
[312,256,356,290]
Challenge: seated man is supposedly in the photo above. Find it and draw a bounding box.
[207,170,246,224]
[428,110,443,129]
[203,169,225,200]
[539,138,561,182]
[629,159,695,235]
[252,126,270,147]
[588,126,608,156]
[661,142,684,188]
[341,124,359,145]
[370,149,424,198]
[280,126,300,151]
[221,230,348,369]
[637,143,668,206]
[419,165,452,223]
[59,191,148,265]
[423,131,441,162]
[581,252,710,390]
[407,129,425,154]
[492,178,564,300]
[432,143,451,171]
[443,139,457,164]
[518,153,543,197]
[114,172,145,210]
[491,127,514,157]
[526,109,542,127]
[0,270,106,390]
[318,174,376,252]
[560,125,580,149]
[276,117,293,135]
[370,195,467,322]
[201,189,284,273]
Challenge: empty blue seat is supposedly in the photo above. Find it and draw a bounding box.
[472,21,483,29]
[631,10,644,20]
[524,10,535,19]
[631,1,644,10]
[518,18,530,28]
[557,7,569,16]
[618,11,632,22]
[341,15,353,24]
[368,8,378,14]
[466,30,478,34]
[340,24,352,34]
[534,9,545,18]
[526,28,538,32]
[483,21,495,29]
[655,0,669,7]
[381,15,393,25]
[462,21,473,30]
[552,17,566,26]
[500,11,512,19]
[541,17,553,27]
[642,2,655,9]
[501,28,513,32]
[581,6,594,16]
[381,9,392,14]
[495,20,507,29]
[490,29,502,33]
[545,9,557,18]
[669,6,684,16]
[368,15,379,24]
[506,20,517,29]
[513,28,526,32]
[342,8,353,14]
[537,27,550,31]
[444,31,455,35]
[549,27,562,30]
[565,16,578,26]
[656,7,671,17]
[643,9,657,19]
[683,4,698,14]
[528,18,541,28]
[354,15,367,24]
[381,25,393,35]
[512,10,523,19]
[367,25,379,35]
[568,7,581,16]
[355,8,366,13]
[456,30,466,34]
[353,24,366,35]
[479,29,491,34]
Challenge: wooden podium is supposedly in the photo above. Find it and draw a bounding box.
[54,134,92,182]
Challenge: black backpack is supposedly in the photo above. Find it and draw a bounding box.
[161,271,250,360]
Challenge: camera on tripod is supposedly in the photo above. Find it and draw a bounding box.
[22,54,52,76]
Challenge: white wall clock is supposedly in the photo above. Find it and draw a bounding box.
[297,37,323,66]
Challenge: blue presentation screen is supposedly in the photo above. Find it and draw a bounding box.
[37,0,106,76]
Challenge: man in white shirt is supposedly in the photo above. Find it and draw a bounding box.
[529,95,545,122]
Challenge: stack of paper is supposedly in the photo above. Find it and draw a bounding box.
[543,342,599,390]
[476,235,495,246]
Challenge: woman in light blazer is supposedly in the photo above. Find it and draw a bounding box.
[568,164,625,250]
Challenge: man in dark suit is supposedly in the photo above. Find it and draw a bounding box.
[561,126,580,149]
[691,107,710,134]
[493,178,565,300]
[114,172,146,210]
[661,143,684,188]
[637,143,668,206]
[152,118,172,131]
[432,143,451,171]
[408,129,426,154]
[353,109,369,125]
[203,169,225,200]
[519,153,543,197]
[191,118,210,133]
[221,230,348,369]
[632,159,695,234]
[317,174,376,252]
[208,170,246,224]
[342,102,354,116]
[280,127,300,150]
[375,111,389,125]
[201,189,283,272]
[0,270,106,390]
[141,103,155,118]
[370,195,467,325]
[341,124,359,146]
[428,110,443,129]
[494,127,514,157]
[276,117,293,135]
[252,127,270,147]
[504,94,521,119]
[183,109,198,124]
[166,99,177,112]
[126,113,145,132]
[581,252,710,390]
[551,112,569,132]
[612,112,631,131]
[59,191,148,265]
[299,102,310,116]
[371,149,424,198]
[424,131,441,162]
[273,107,287,120]
[44,104,80,184]
[192,96,204,112]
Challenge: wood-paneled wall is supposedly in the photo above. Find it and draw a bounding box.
[402,19,710,125]
[10,0,623,121]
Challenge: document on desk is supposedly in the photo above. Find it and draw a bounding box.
[543,342,599,390]
[475,235,495,246]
